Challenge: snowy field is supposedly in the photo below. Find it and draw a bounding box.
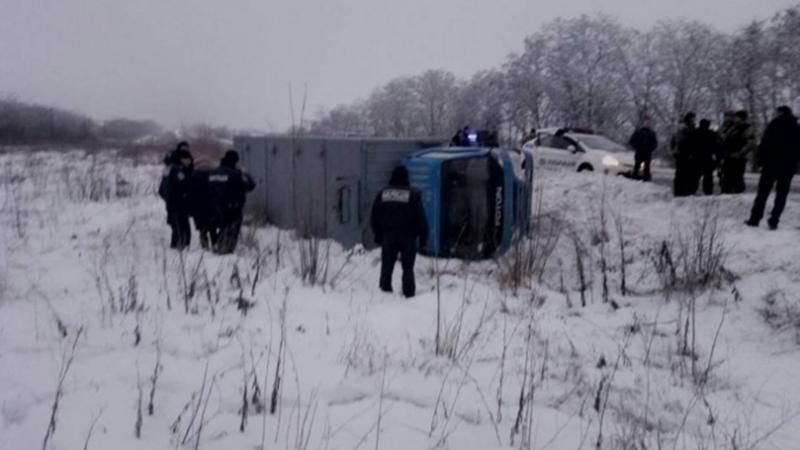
[2,149,800,450]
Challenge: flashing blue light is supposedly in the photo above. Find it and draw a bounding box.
[467,133,478,144]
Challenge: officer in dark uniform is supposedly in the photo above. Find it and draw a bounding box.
[450,126,470,146]
[693,119,720,195]
[189,164,213,249]
[163,141,189,166]
[628,116,658,181]
[746,106,800,230]
[370,166,429,298]
[671,112,698,197]
[158,144,194,249]
[521,128,537,146]
[206,150,255,254]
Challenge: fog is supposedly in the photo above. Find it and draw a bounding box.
[1,0,795,130]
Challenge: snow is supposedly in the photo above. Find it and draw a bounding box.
[1,149,800,450]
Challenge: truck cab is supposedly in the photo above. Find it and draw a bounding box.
[403,146,533,259]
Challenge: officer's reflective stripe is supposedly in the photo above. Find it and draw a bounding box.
[209,174,229,183]
[382,189,410,203]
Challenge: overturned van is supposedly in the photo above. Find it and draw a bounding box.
[234,135,532,259]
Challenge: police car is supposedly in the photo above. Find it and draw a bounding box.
[522,127,635,174]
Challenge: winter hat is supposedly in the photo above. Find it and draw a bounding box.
[389,166,409,186]
[221,150,240,167]
[176,141,190,151]
[735,110,749,121]
[776,105,793,117]
[683,112,696,123]
[699,119,711,129]
[173,148,193,162]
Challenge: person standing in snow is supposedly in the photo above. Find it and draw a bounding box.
[745,106,800,230]
[719,111,757,194]
[206,150,255,254]
[163,140,189,166]
[628,116,658,181]
[692,119,720,195]
[158,144,194,249]
[671,112,698,196]
[189,164,213,249]
[370,166,429,298]
[521,127,537,147]
[450,126,470,146]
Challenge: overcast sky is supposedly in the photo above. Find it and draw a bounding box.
[1,0,796,130]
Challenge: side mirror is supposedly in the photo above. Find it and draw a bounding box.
[567,145,578,153]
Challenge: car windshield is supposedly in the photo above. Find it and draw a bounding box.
[571,134,626,152]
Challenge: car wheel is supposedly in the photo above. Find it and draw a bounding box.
[577,164,594,172]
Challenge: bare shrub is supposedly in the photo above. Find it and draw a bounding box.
[296,234,330,287]
[339,321,381,377]
[148,342,163,416]
[611,209,629,297]
[42,326,85,450]
[496,215,561,294]
[510,317,536,449]
[650,205,729,293]
[496,185,562,293]
[438,284,493,363]
[567,225,589,308]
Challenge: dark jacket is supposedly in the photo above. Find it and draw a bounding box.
[188,167,212,226]
[371,171,429,245]
[759,114,800,173]
[721,121,757,160]
[207,164,256,220]
[629,127,658,156]
[693,128,719,165]
[671,123,697,161]
[158,163,193,214]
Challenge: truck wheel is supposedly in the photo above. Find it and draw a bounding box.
[577,164,594,172]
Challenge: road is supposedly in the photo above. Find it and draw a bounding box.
[642,167,800,193]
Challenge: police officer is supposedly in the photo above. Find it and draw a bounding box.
[163,141,189,166]
[207,150,255,254]
[189,164,213,249]
[671,112,698,196]
[521,128,537,146]
[628,116,658,181]
[158,143,194,249]
[720,111,757,194]
[746,106,800,230]
[693,119,719,195]
[370,166,429,298]
[450,126,470,146]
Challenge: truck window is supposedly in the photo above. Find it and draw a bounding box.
[441,155,504,259]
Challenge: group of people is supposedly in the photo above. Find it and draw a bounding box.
[158,142,255,253]
[668,111,758,196]
[628,106,800,229]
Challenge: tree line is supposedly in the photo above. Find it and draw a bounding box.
[308,5,800,146]
[0,98,237,147]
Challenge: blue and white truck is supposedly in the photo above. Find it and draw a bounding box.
[234,134,533,259]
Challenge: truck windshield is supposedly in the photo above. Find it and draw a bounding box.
[441,154,504,259]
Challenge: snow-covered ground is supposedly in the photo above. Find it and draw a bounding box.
[2,149,800,450]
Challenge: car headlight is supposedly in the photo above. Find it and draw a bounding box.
[602,155,620,167]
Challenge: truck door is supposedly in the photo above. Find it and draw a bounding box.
[329,176,359,246]
[536,133,579,170]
